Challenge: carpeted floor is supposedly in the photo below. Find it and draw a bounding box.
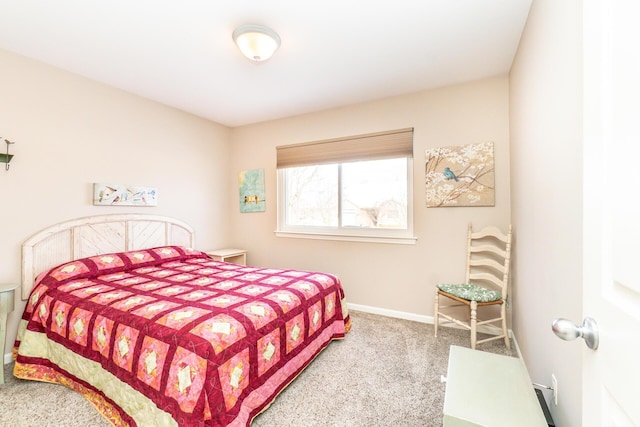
[0,310,516,426]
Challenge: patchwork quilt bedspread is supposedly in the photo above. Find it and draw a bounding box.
[13,246,350,426]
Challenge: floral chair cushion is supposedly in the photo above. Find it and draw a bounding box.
[437,283,502,303]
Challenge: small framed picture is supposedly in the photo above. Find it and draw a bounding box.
[239,169,266,213]
[93,183,158,206]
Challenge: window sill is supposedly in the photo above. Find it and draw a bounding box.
[274,230,417,245]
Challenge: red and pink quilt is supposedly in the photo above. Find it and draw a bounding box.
[13,246,350,426]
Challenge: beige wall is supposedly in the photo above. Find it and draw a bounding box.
[228,76,511,318]
[510,1,583,426]
[0,49,233,356]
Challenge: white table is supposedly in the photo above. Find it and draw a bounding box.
[443,345,548,426]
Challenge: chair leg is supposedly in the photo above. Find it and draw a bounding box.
[501,303,511,350]
[470,301,478,350]
[434,293,439,337]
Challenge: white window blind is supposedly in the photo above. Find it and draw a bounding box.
[276,127,414,169]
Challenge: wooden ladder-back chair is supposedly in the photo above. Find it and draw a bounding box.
[434,223,513,350]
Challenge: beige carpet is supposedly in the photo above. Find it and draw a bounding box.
[0,310,516,426]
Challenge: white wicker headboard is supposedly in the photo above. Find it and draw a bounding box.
[21,214,195,299]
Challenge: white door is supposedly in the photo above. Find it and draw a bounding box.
[582,0,640,425]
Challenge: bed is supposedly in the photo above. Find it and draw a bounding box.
[13,214,350,426]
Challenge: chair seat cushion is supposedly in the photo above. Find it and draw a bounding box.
[437,283,502,302]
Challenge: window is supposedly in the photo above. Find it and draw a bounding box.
[276,128,416,244]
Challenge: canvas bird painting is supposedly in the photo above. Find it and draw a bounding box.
[93,183,158,206]
[425,141,495,207]
[239,168,266,213]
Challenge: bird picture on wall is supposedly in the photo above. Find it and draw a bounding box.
[425,141,495,207]
[93,183,158,206]
[443,167,459,182]
[239,168,266,213]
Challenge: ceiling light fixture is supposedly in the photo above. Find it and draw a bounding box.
[232,24,281,62]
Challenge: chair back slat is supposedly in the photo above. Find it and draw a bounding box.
[469,272,504,289]
[469,244,506,258]
[469,258,505,273]
[470,225,508,241]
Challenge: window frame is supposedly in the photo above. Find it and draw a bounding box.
[275,130,417,244]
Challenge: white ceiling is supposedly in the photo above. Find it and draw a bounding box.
[0,0,532,127]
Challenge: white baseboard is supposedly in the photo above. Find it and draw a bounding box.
[4,352,12,365]
[347,302,434,324]
[510,330,523,359]
[347,302,515,342]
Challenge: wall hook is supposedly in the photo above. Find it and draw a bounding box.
[1,138,15,171]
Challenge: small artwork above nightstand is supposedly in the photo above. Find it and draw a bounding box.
[206,249,247,266]
[239,169,266,213]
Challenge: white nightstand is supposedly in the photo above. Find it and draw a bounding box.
[206,249,247,266]
[0,283,18,385]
